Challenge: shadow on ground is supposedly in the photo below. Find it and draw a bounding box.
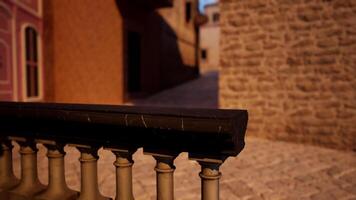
[131,70,218,108]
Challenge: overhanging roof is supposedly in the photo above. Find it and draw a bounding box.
[134,0,173,9]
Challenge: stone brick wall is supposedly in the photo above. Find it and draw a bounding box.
[219,0,356,150]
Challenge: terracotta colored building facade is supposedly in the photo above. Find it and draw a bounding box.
[0,0,200,104]
[219,0,356,150]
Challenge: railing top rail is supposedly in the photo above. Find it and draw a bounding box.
[0,102,248,159]
[0,102,245,118]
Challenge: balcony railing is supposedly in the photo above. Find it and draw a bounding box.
[0,102,248,200]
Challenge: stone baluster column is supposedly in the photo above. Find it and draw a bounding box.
[0,139,19,191]
[9,140,45,197]
[198,161,222,200]
[34,142,78,200]
[110,148,136,200]
[76,146,111,200]
[145,152,177,200]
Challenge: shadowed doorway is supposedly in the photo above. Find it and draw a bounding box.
[127,31,141,93]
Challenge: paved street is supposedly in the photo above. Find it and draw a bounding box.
[11,71,356,200]
[131,70,219,108]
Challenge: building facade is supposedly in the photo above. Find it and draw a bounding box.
[0,0,200,104]
[219,0,356,150]
[0,0,43,102]
[199,2,220,72]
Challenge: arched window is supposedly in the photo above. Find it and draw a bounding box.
[24,26,39,98]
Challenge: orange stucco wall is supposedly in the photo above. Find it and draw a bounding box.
[44,0,124,104]
[43,0,200,104]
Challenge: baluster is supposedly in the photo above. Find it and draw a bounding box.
[198,161,222,200]
[76,146,111,200]
[9,139,46,197]
[146,152,177,200]
[110,148,136,200]
[0,139,19,191]
[34,141,78,200]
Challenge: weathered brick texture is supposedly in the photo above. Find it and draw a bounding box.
[219,0,356,150]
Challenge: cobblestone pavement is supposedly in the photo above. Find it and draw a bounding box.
[11,71,356,200]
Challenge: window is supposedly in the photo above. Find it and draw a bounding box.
[24,27,39,98]
[201,49,207,60]
[185,2,192,23]
[213,13,220,23]
[0,50,3,69]
[0,44,6,81]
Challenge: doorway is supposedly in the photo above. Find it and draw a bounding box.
[127,31,141,93]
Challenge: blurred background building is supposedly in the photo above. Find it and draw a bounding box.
[199,2,220,72]
[0,0,201,104]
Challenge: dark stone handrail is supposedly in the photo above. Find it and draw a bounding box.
[0,102,248,159]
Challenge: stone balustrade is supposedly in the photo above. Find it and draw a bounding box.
[0,102,248,200]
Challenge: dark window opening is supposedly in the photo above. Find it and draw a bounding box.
[213,13,220,23]
[201,49,207,60]
[25,27,39,98]
[0,45,6,81]
[0,54,3,68]
[128,31,141,93]
[185,2,192,23]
